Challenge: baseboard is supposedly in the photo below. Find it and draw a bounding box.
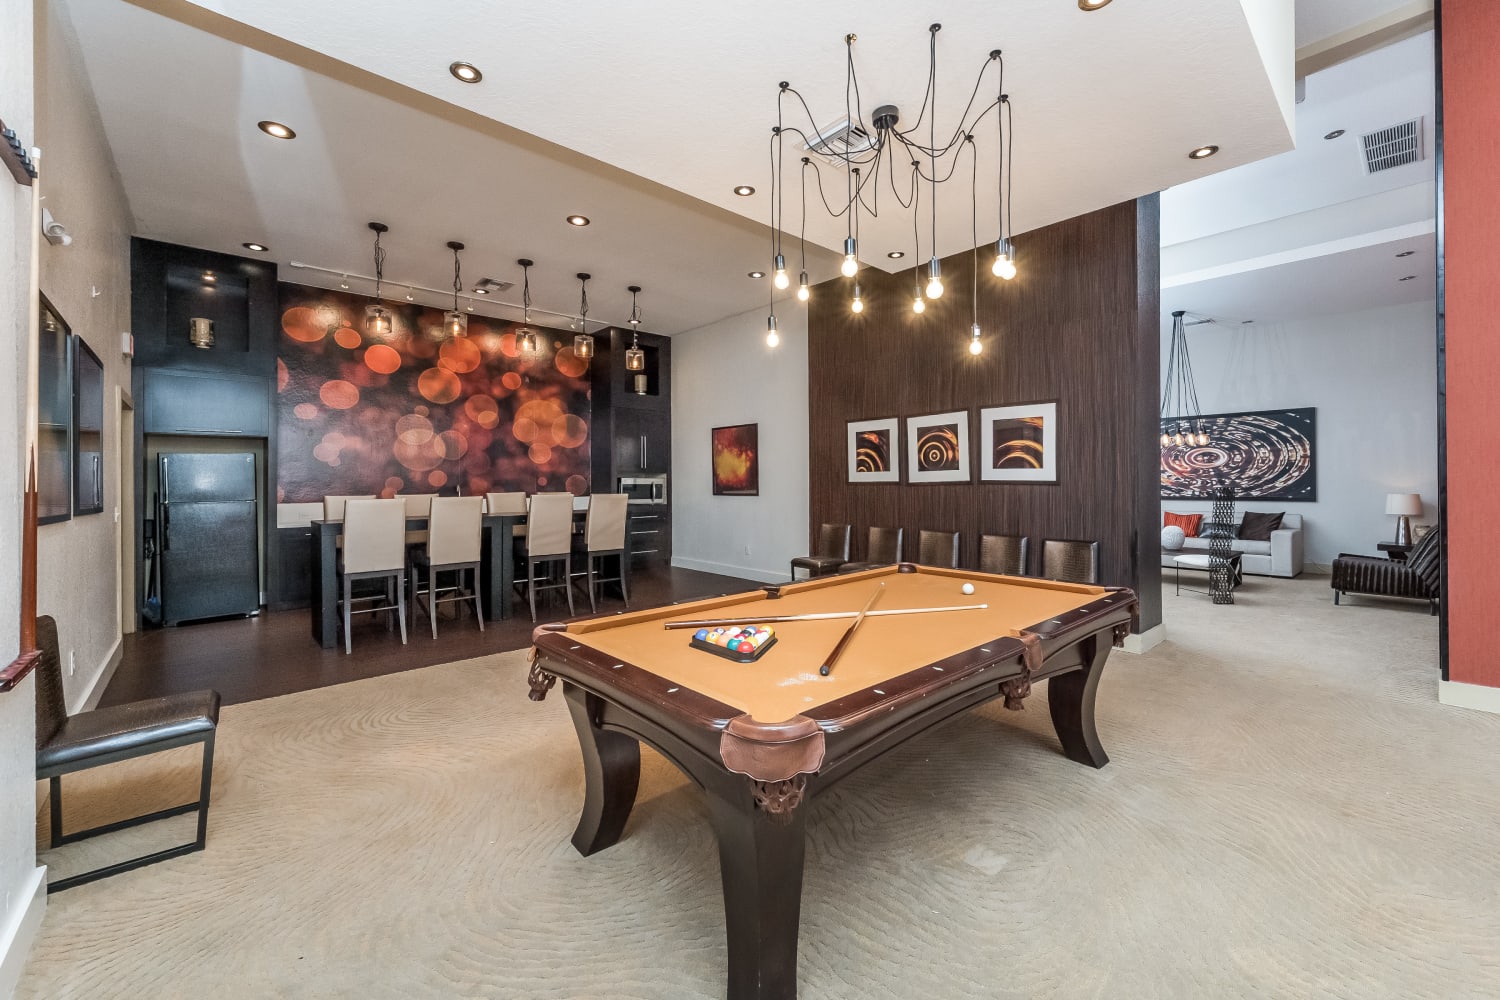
[0,866,47,999]
[671,556,786,585]
[1118,623,1165,655]
[73,633,122,714]
[1438,678,1500,715]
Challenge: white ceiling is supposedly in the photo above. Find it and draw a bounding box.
[1295,0,1422,47]
[60,0,1294,334]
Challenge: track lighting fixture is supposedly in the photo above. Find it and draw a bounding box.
[364,222,393,338]
[517,259,538,354]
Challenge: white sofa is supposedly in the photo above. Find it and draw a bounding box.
[1160,513,1304,578]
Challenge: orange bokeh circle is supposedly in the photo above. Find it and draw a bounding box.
[551,413,588,449]
[529,443,553,464]
[333,327,362,350]
[554,346,588,379]
[319,380,360,409]
[282,306,329,343]
[438,337,481,373]
[364,344,402,375]
[417,367,461,404]
[293,403,318,420]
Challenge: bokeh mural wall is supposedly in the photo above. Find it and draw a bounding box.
[276,283,592,503]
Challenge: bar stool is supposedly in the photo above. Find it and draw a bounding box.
[323,495,374,549]
[339,498,407,654]
[917,529,961,569]
[1041,539,1101,584]
[572,493,629,614]
[980,534,1029,576]
[409,496,485,639]
[400,493,435,546]
[487,491,530,540]
[517,492,576,622]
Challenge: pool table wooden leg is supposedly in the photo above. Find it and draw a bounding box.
[1047,636,1110,769]
[707,789,808,1000]
[564,685,641,856]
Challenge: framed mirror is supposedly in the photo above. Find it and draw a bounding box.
[73,335,104,516]
[36,294,72,524]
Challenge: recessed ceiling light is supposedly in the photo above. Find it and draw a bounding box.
[1399,275,1417,281]
[733,185,756,196]
[472,287,490,294]
[202,271,216,283]
[449,61,482,83]
[1078,0,1112,8]
[257,120,295,140]
[887,250,906,259]
[566,215,591,227]
[748,271,765,279]
[1396,250,1416,258]
[1188,145,1219,160]
[1324,129,1345,140]
[242,242,269,252]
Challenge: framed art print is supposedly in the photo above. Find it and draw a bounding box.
[906,411,970,484]
[711,423,759,496]
[980,402,1058,483]
[848,417,900,483]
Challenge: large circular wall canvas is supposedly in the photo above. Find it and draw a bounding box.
[1160,407,1316,501]
[276,284,592,502]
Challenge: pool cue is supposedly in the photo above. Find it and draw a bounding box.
[663,603,987,630]
[818,583,884,677]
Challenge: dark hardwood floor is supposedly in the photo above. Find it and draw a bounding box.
[102,565,760,708]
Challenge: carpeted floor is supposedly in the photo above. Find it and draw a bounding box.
[20,575,1500,999]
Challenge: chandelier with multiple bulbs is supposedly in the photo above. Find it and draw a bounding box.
[764,24,1019,355]
[1160,310,1211,448]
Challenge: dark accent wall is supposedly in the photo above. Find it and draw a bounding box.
[808,197,1163,631]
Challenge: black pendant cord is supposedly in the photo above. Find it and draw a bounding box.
[521,263,532,324]
[911,162,922,294]
[451,246,461,313]
[372,229,385,299]
[968,134,978,329]
[799,157,809,273]
[579,275,590,332]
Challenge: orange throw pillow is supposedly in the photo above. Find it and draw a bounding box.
[1163,512,1202,537]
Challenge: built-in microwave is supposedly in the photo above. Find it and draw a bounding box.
[619,475,667,505]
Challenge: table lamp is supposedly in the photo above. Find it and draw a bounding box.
[1385,492,1423,545]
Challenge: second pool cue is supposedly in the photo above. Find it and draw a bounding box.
[663,603,987,631]
[818,582,883,677]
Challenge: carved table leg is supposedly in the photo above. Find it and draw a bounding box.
[563,684,641,856]
[707,784,809,1000]
[1047,636,1110,769]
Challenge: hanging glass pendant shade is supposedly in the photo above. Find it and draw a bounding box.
[516,258,538,354]
[442,240,468,339]
[573,273,595,361]
[625,285,645,371]
[364,222,393,338]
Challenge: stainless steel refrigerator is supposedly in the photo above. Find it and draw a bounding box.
[157,452,260,626]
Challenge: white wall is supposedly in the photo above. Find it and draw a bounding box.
[1161,300,1437,567]
[34,0,134,712]
[0,0,46,992]
[671,304,808,583]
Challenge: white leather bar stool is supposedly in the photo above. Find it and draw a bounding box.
[409,496,485,639]
[339,498,408,654]
[572,493,629,614]
[517,492,575,622]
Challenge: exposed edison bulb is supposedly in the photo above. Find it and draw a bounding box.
[1173,432,1184,446]
[992,249,1018,280]
[925,257,944,298]
[766,314,779,348]
[1196,432,1209,446]
[796,271,810,301]
[912,295,925,314]
[851,295,864,314]
[841,237,859,277]
[773,254,789,290]
[1160,433,1172,447]
[969,323,983,355]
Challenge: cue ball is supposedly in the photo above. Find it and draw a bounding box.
[961,583,975,595]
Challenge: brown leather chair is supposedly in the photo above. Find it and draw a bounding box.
[917,529,960,569]
[790,523,851,580]
[35,615,220,893]
[1041,538,1100,584]
[1331,526,1441,614]
[980,534,1029,576]
[840,526,904,573]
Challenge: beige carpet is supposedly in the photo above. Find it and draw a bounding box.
[19,576,1500,999]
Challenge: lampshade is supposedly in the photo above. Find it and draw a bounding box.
[1385,492,1423,516]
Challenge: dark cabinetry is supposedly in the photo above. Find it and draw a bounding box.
[143,369,270,437]
[590,327,672,567]
[272,525,316,610]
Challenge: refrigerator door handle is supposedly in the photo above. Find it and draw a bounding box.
[161,505,169,550]
[161,459,169,504]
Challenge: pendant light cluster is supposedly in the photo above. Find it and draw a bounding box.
[762,25,1022,354]
[1161,310,1211,447]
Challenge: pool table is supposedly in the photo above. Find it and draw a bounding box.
[527,563,1138,1000]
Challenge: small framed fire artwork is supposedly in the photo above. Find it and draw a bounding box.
[711,423,759,496]
[847,417,900,483]
[979,401,1058,483]
[906,410,971,484]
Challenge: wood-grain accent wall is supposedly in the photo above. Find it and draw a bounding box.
[808,197,1163,630]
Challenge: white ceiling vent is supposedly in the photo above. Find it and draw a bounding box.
[474,277,514,293]
[1360,118,1424,174]
[801,119,875,166]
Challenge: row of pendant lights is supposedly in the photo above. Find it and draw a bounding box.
[359,221,646,370]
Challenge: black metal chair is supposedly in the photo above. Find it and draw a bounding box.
[1041,539,1101,584]
[35,615,219,893]
[917,529,961,569]
[839,526,904,574]
[790,523,851,580]
[980,534,1029,576]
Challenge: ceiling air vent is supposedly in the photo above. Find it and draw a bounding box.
[801,119,875,166]
[474,277,514,294]
[1360,117,1423,174]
